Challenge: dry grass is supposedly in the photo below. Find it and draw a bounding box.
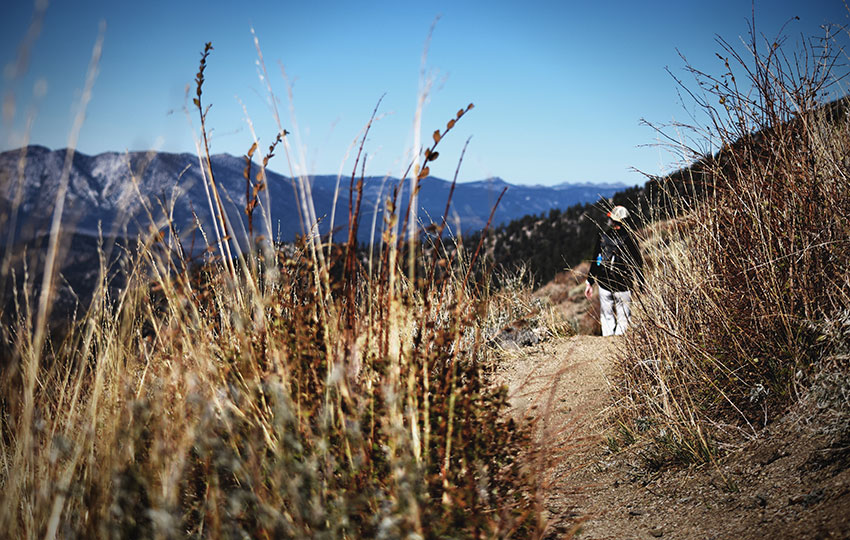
[614,19,850,465]
[0,43,545,539]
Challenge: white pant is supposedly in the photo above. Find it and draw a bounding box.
[599,286,632,336]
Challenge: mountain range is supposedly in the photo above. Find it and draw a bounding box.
[0,146,628,250]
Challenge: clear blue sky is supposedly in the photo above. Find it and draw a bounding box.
[2,1,847,186]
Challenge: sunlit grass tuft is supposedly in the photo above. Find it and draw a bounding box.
[614,19,850,465]
[0,42,544,539]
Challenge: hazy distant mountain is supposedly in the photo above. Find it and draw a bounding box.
[0,146,628,249]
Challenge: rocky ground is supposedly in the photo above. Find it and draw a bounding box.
[494,272,850,539]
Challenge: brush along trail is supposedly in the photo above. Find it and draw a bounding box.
[494,335,850,539]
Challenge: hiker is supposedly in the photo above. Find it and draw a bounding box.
[584,205,643,336]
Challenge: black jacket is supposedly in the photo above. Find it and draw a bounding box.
[587,225,643,293]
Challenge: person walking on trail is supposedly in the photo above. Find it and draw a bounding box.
[584,205,643,336]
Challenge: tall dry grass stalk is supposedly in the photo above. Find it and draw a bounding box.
[615,19,850,464]
[0,42,544,538]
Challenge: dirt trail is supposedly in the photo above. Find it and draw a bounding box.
[495,335,850,540]
[495,335,622,537]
